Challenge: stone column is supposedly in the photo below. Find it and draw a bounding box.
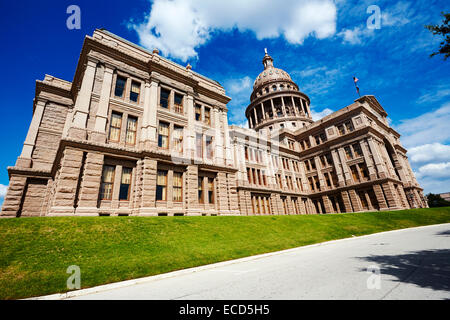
[360,139,377,180]
[367,137,387,178]
[260,103,266,121]
[70,58,98,139]
[253,107,258,126]
[322,195,333,214]
[143,77,160,149]
[331,149,345,187]
[222,111,233,166]
[140,158,157,211]
[0,176,27,217]
[270,99,276,118]
[348,189,362,212]
[214,109,224,165]
[17,99,47,167]
[216,172,229,213]
[185,165,199,214]
[337,148,352,184]
[186,93,196,159]
[340,190,353,213]
[373,184,388,210]
[315,156,326,190]
[92,64,115,142]
[226,173,239,213]
[49,148,84,215]
[76,152,104,214]
[382,182,401,208]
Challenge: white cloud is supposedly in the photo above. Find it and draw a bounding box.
[395,103,450,148]
[226,76,252,95]
[0,184,8,199]
[311,107,334,121]
[395,103,450,194]
[338,27,373,45]
[408,143,450,165]
[381,1,413,27]
[416,84,450,105]
[415,162,450,180]
[131,0,337,61]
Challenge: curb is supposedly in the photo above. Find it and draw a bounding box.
[27,222,450,300]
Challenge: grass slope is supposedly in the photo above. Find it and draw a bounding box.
[1,207,450,299]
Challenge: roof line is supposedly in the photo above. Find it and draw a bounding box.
[96,29,222,87]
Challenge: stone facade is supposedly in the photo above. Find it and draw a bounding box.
[1,29,427,217]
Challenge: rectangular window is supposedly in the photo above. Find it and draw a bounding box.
[204,107,211,125]
[114,76,127,98]
[173,172,183,202]
[158,122,169,149]
[337,124,345,135]
[245,147,249,160]
[351,165,360,182]
[160,88,170,109]
[173,126,183,153]
[126,116,137,145]
[359,164,369,180]
[305,161,310,172]
[208,178,214,204]
[196,133,203,158]
[109,112,122,142]
[345,146,353,160]
[130,81,140,103]
[345,121,354,132]
[100,165,115,200]
[195,104,202,121]
[353,143,363,157]
[309,177,315,191]
[206,136,214,159]
[156,170,168,201]
[247,168,252,184]
[325,173,332,187]
[119,167,132,200]
[174,93,183,114]
[198,177,204,204]
[314,176,320,190]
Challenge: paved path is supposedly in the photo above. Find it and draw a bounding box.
[65,224,450,300]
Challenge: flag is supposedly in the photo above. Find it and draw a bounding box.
[353,76,360,97]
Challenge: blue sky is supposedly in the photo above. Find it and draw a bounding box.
[0,0,449,205]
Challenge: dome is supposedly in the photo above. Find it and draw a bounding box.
[253,51,292,90]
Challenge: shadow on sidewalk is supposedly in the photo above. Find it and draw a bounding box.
[358,248,450,292]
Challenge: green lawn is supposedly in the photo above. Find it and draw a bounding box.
[1,207,450,300]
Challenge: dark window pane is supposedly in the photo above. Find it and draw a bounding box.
[160,88,170,108]
[115,76,126,98]
[119,185,130,200]
[130,92,139,102]
[156,186,163,201]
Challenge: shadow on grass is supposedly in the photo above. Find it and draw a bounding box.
[359,249,450,292]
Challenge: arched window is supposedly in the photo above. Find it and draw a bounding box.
[272,85,277,91]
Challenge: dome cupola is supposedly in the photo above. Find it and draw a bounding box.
[246,50,313,133]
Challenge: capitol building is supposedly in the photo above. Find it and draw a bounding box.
[1,29,427,217]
